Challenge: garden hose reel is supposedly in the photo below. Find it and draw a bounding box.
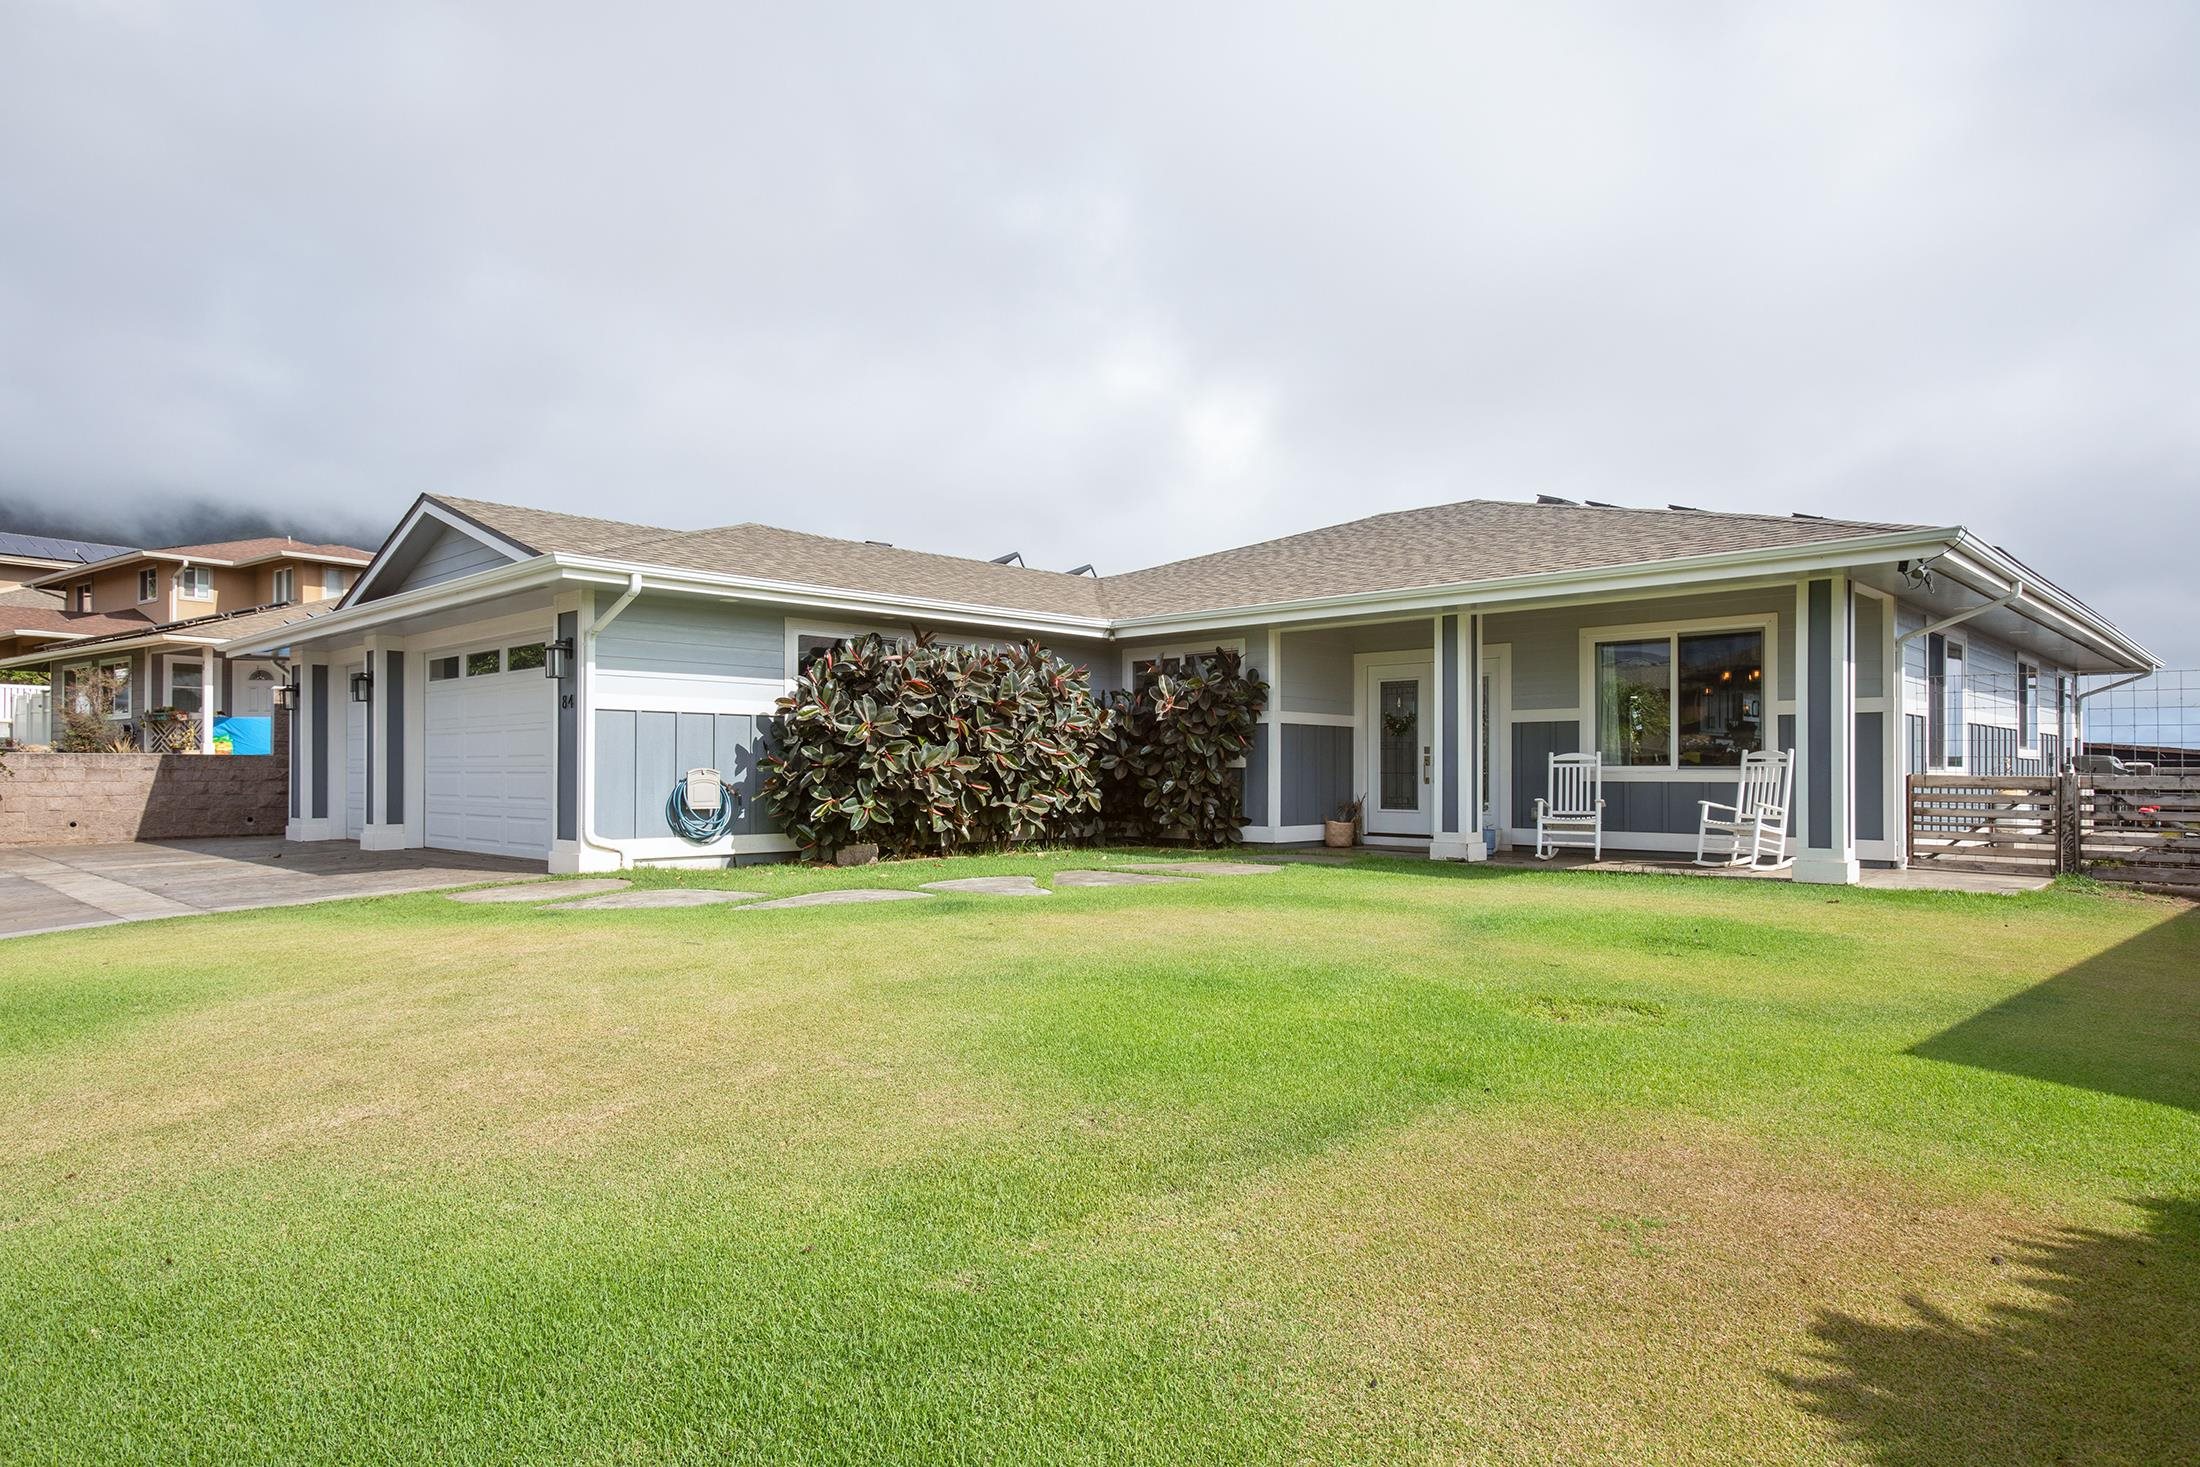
[667,767,742,843]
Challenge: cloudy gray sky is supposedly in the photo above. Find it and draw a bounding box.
[3,2,2195,663]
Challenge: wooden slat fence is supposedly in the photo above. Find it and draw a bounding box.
[2075,773,2200,899]
[1906,773,2061,878]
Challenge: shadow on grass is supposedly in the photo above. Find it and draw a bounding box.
[1780,1197,2200,1465]
[1910,907,2200,1112]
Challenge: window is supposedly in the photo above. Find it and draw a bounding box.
[61,661,133,721]
[1595,638,1670,766]
[428,656,460,681]
[271,568,296,604]
[465,649,501,677]
[506,642,546,672]
[1125,639,1248,687]
[321,566,347,594]
[177,567,213,601]
[169,661,204,715]
[2018,662,2039,753]
[137,568,157,602]
[1927,634,1965,769]
[74,583,92,612]
[1589,626,1764,769]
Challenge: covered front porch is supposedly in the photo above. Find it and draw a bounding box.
[1144,569,1889,884]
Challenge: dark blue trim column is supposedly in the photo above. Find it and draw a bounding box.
[1795,576,1860,884]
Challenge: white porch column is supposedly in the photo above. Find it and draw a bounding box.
[1794,574,1861,884]
[198,645,216,753]
[360,637,409,851]
[1430,608,1485,861]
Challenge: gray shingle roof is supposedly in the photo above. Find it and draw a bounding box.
[422,495,1935,624]
[1096,501,1933,618]
[433,496,677,557]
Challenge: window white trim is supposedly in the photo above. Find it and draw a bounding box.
[271,567,297,605]
[1575,613,1777,773]
[2017,659,2041,760]
[176,566,214,602]
[137,568,158,603]
[1121,636,1247,687]
[1927,632,1968,771]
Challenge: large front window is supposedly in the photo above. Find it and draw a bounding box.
[1595,638,1670,766]
[1592,627,1764,769]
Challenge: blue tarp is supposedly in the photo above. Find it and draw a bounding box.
[213,716,272,755]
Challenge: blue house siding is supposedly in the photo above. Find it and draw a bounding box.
[594,595,785,680]
[388,522,512,595]
[1242,725,1269,827]
[593,709,775,840]
[1280,724,1354,826]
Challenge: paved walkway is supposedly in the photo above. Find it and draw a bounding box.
[0,838,542,939]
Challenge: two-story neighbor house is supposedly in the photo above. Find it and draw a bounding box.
[0,536,373,749]
[236,493,2154,883]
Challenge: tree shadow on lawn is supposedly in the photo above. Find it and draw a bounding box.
[1779,1196,2200,1466]
[1909,906,2200,1113]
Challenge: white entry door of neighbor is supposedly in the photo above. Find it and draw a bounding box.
[424,647,554,860]
[1364,661,1433,837]
[343,664,367,839]
[237,666,277,719]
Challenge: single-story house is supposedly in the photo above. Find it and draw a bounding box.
[238,494,2156,884]
[0,536,373,750]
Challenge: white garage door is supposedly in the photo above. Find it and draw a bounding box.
[425,644,554,859]
[344,664,367,839]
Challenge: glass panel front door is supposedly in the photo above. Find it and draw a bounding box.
[1364,661,1432,837]
[1379,679,1420,811]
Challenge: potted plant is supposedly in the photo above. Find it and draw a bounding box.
[1325,795,1363,849]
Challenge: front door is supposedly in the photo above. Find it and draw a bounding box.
[1364,661,1432,837]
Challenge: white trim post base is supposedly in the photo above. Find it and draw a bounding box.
[286,817,344,842]
[1791,853,1862,885]
[359,823,409,852]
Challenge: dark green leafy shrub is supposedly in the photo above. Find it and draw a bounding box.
[759,633,1112,859]
[1098,647,1269,845]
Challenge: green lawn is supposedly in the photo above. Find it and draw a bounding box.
[2,853,2195,1465]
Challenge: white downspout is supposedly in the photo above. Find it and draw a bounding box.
[574,574,643,870]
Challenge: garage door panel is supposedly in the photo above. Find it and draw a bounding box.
[425,670,552,859]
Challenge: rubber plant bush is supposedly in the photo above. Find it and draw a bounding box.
[758,633,1112,859]
[1099,647,1269,845]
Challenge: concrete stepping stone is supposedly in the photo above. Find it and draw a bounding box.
[737,888,935,910]
[449,879,630,904]
[1051,869,1197,888]
[1118,861,1284,877]
[549,889,763,911]
[920,875,1050,897]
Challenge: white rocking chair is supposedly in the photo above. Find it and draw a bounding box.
[1695,749,1794,869]
[1534,752,1605,859]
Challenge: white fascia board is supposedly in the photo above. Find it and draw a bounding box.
[1937,537,2157,671]
[546,554,1116,640]
[1106,528,1964,636]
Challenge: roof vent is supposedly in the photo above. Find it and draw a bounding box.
[1791,511,1828,521]
[1584,500,1623,509]
[990,551,1025,566]
[864,540,893,548]
[1067,563,1096,577]
[1667,503,1702,512]
[1534,494,1579,507]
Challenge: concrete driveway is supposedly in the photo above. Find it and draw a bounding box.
[0,838,542,940]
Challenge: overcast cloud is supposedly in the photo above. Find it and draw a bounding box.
[2,1,2195,662]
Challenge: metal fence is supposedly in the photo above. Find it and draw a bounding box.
[2073,669,2200,771]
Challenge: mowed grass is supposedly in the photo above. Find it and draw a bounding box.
[2,852,2196,1465]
